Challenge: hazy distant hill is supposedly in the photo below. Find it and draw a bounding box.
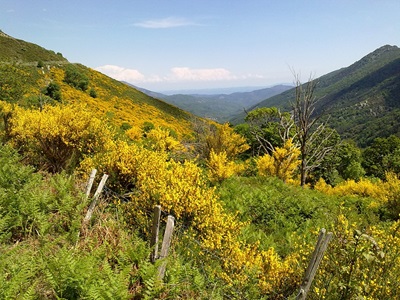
[231,45,400,146]
[0,31,196,137]
[133,84,292,122]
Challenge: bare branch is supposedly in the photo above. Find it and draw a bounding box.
[291,72,334,186]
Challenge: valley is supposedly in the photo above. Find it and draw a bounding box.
[1,31,400,299]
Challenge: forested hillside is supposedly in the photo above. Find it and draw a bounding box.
[1,32,400,299]
[232,45,400,146]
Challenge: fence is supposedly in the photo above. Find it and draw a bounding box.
[81,168,332,299]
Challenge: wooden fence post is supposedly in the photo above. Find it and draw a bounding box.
[296,228,333,300]
[83,173,109,223]
[150,205,162,263]
[85,168,97,198]
[157,215,175,280]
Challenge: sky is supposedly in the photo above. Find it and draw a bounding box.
[1,0,399,92]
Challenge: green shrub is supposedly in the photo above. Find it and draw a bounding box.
[89,87,97,98]
[43,82,62,101]
[64,64,89,91]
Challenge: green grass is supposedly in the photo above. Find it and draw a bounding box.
[217,176,379,255]
[0,34,67,63]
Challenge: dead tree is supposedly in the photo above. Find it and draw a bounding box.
[292,74,334,186]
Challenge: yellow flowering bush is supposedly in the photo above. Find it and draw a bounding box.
[314,177,333,193]
[257,138,300,182]
[9,103,114,172]
[207,149,246,183]
[330,179,384,200]
[0,100,14,140]
[202,122,250,159]
[315,172,400,218]
[145,126,185,152]
[125,125,142,141]
[79,139,299,296]
[307,214,400,299]
[380,172,400,217]
[39,66,194,138]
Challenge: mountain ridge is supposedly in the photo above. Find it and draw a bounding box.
[231,44,400,146]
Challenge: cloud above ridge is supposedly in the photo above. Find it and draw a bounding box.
[95,65,264,89]
[95,65,146,82]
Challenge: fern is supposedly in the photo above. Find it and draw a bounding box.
[22,284,36,300]
[138,261,160,299]
[0,245,39,299]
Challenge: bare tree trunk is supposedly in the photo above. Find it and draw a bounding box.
[292,72,335,186]
[300,155,307,187]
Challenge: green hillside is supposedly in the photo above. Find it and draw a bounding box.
[0,31,196,137]
[232,45,400,146]
[0,30,68,63]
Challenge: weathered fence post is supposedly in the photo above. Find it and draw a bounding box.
[150,205,162,263]
[83,173,109,223]
[85,168,97,198]
[296,228,333,300]
[157,215,175,280]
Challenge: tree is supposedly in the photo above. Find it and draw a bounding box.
[337,140,365,181]
[63,65,89,91]
[292,74,336,186]
[43,82,62,102]
[245,107,294,155]
[314,138,364,185]
[362,135,400,179]
[89,88,97,98]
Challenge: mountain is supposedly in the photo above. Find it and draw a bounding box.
[0,31,197,137]
[231,45,400,147]
[133,84,292,122]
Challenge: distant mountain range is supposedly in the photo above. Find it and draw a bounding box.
[231,45,400,147]
[130,84,293,122]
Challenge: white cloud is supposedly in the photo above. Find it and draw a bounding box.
[95,65,265,90]
[168,67,236,81]
[95,65,146,82]
[133,17,197,29]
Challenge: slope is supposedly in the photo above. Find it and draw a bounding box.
[231,45,400,146]
[0,32,195,138]
[0,30,68,63]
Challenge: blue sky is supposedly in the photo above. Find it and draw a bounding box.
[1,0,399,92]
